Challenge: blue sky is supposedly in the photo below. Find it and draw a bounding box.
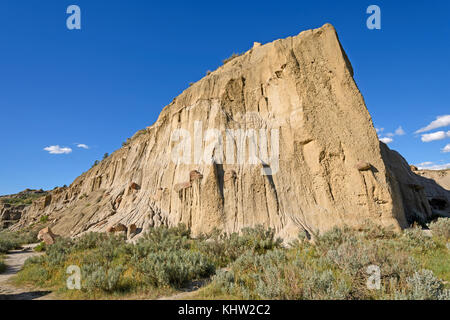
[0,0,449,195]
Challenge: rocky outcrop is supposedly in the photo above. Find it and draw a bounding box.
[38,227,57,245]
[411,169,449,219]
[0,189,48,229]
[415,169,450,192]
[10,24,450,240]
[380,145,449,223]
[0,204,26,229]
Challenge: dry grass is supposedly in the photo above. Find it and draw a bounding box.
[13,221,450,300]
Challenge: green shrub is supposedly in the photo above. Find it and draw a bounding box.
[203,223,448,300]
[73,232,108,251]
[0,230,38,253]
[83,264,124,293]
[136,249,215,288]
[428,218,450,240]
[133,224,191,258]
[195,225,282,267]
[396,270,450,300]
[15,256,49,285]
[13,223,450,300]
[401,227,437,251]
[34,242,46,252]
[0,254,6,273]
[40,215,49,223]
[209,249,350,300]
[45,238,74,267]
[0,192,47,206]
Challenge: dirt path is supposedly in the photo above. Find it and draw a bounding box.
[157,279,208,300]
[0,244,53,300]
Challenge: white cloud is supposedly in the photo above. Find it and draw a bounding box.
[442,144,450,153]
[44,145,72,154]
[77,144,89,149]
[377,126,405,138]
[416,162,450,170]
[417,161,433,166]
[379,137,393,144]
[415,115,450,133]
[395,126,406,136]
[420,130,450,142]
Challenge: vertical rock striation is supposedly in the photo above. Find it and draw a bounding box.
[12,24,449,239]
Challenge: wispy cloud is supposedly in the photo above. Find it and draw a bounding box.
[379,137,393,144]
[395,126,406,136]
[377,126,405,143]
[417,161,433,166]
[77,143,89,149]
[44,145,72,154]
[416,162,450,170]
[420,130,450,142]
[442,144,450,153]
[415,115,450,133]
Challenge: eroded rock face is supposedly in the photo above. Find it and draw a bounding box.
[11,24,450,239]
[0,189,48,230]
[0,204,26,229]
[38,227,57,245]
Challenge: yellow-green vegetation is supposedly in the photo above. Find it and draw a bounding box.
[34,242,46,252]
[0,192,46,206]
[196,219,450,300]
[0,230,38,274]
[0,230,38,254]
[0,254,5,273]
[14,225,280,299]
[222,52,242,65]
[14,219,450,300]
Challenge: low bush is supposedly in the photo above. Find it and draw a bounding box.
[16,225,267,297]
[82,264,124,293]
[0,192,47,206]
[200,223,449,300]
[395,269,449,300]
[136,250,214,288]
[34,242,46,252]
[14,256,49,285]
[428,218,450,240]
[195,225,282,267]
[14,223,450,300]
[222,53,242,65]
[0,254,5,273]
[0,230,38,253]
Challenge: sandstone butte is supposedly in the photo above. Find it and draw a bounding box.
[11,23,450,240]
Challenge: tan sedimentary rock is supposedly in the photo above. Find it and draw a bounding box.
[11,24,450,240]
[355,161,372,171]
[38,227,57,245]
[127,224,137,239]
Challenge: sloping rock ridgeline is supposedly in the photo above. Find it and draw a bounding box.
[10,23,450,240]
